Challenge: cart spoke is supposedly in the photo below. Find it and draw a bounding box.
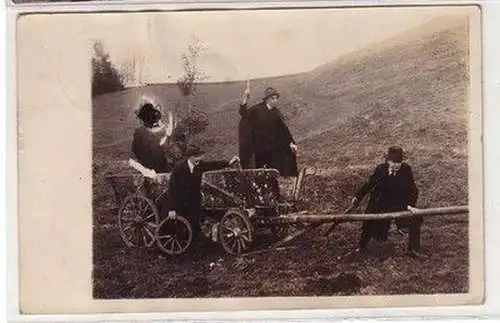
[130,199,140,217]
[239,237,247,250]
[168,239,176,252]
[142,230,148,247]
[122,224,134,233]
[241,234,250,243]
[174,240,182,253]
[144,213,156,221]
[137,199,148,217]
[134,227,141,246]
[125,228,136,244]
[143,226,155,241]
[236,239,241,254]
[230,238,238,253]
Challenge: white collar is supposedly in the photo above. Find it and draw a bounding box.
[187,159,196,174]
[266,103,274,110]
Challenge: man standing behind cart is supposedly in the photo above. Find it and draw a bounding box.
[238,85,298,177]
[350,146,422,258]
[165,145,240,240]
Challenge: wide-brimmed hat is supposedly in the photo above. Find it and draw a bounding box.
[183,144,206,158]
[135,101,161,116]
[262,87,280,101]
[386,146,405,162]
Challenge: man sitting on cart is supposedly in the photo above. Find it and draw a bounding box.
[165,144,240,240]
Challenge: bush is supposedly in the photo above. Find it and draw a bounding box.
[175,108,209,137]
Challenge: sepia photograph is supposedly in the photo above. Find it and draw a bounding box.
[91,7,481,299]
[15,4,483,315]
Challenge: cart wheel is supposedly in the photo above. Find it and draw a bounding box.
[156,215,193,255]
[118,194,159,248]
[218,209,253,255]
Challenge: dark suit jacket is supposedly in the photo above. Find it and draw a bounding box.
[167,159,230,220]
[238,102,298,176]
[355,162,419,241]
[355,162,418,214]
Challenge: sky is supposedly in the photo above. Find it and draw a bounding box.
[87,6,471,84]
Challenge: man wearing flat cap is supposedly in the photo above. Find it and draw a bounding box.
[163,144,239,239]
[238,86,298,177]
[350,146,422,258]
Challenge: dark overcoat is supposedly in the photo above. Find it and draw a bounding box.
[238,102,298,177]
[162,159,230,230]
[355,162,419,241]
[238,103,255,169]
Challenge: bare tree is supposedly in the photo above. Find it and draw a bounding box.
[176,36,210,136]
[177,37,209,104]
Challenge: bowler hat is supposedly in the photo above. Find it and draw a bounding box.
[386,146,405,162]
[183,144,206,158]
[263,87,280,101]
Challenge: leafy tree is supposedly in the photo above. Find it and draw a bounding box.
[92,40,124,96]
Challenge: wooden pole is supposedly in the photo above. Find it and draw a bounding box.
[267,205,468,224]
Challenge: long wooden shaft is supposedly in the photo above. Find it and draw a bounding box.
[269,205,468,224]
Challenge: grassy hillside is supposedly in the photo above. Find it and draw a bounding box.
[92,15,471,298]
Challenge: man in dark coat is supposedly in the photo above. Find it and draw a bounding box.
[163,145,239,237]
[351,146,422,258]
[238,87,255,169]
[238,87,298,177]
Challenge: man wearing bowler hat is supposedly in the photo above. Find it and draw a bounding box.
[238,86,298,177]
[350,146,422,258]
[163,144,239,238]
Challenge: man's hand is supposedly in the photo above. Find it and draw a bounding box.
[407,205,419,214]
[290,143,298,153]
[241,88,250,106]
[145,169,158,181]
[167,210,176,219]
[229,156,240,166]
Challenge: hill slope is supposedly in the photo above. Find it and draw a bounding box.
[93,14,469,209]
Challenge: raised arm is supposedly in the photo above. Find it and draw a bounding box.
[239,86,251,117]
